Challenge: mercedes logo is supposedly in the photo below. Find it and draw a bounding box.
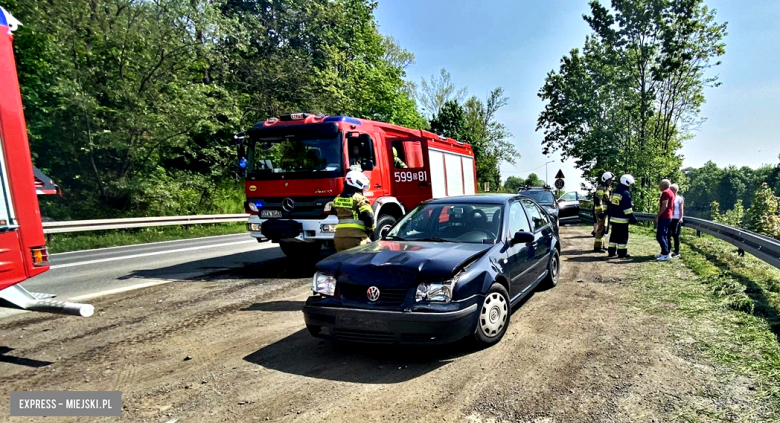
[366,286,381,302]
[281,197,295,212]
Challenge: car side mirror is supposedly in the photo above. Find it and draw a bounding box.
[511,230,534,245]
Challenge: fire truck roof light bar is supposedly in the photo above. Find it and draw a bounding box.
[323,116,362,125]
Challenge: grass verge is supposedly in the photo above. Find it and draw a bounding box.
[626,224,780,418]
[46,223,247,254]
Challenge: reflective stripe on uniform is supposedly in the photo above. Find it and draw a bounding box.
[358,204,372,214]
[596,190,604,197]
[333,197,353,208]
[611,217,629,224]
[617,244,627,250]
[609,242,617,247]
[610,193,622,205]
[336,219,366,230]
[623,208,633,214]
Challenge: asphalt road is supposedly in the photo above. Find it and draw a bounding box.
[7,233,278,311]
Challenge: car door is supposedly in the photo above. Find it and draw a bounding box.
[521,199,553,281]
[504,201,535,299]
[557,191,578,220]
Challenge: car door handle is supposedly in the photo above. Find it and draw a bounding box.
[419,182,431,187]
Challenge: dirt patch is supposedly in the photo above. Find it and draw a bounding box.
[0,226,766,422]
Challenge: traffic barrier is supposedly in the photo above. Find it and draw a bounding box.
[42,214,249,234]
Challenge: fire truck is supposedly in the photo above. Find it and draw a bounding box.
[235,113,478,259]
[0,6,93,316]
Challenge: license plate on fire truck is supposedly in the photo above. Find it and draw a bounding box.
[261,210,282,218]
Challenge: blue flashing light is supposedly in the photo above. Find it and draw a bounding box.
[323,116,361,126]
[0,6,21,31]
[254,200,264,209]
[238,157,248,169]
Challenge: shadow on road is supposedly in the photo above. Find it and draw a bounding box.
[241,301,304,312]
[0,347,52,368]
[566,256,607,263]
[118,249,329,282]
[561,249,595,256]
[243,329,478,384]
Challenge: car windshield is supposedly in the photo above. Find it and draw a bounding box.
[522,190,555,205]
[385,202,503,244]
[249,134,343,176]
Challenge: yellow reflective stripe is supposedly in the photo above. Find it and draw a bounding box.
[336,223,366,230]
[624,208,633,214]
[611,217,629,223]
[596,190,604,196]
[358,205,373,214]
[617,245,627,250]
[334,197,353,208]
[608,242,617,247]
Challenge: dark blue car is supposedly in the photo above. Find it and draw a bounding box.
[303,194,561,347]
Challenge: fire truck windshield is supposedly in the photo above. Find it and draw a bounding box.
[248,133,343,179]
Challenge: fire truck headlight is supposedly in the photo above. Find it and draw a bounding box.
[247,202,259,212]
[320,224,337,233]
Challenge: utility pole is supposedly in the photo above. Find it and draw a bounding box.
[544,160,554,185]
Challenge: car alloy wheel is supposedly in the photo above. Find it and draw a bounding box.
[479,292,508,337]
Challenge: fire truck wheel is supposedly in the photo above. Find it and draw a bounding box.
[279,241,322,259]
[373,214,397,241]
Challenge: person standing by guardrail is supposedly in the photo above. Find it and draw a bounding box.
[593,171,614,252]
[667,183,684,258]
[653,179,675,261]
[607,174,638,258]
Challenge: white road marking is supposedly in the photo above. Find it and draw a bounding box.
[51,233,251,256]
[68,279,175,301]
[50,240,259,269]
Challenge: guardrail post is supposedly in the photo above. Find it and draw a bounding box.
[737,248,744,257]
[696,230,701,238]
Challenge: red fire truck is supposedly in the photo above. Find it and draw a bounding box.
[0,6,92,316]
[235,113,477,259]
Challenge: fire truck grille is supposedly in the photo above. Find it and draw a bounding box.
[249,197,331,219]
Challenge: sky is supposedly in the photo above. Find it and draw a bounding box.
[374,0,780,192]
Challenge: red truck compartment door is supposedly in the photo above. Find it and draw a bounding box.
[387,138,433,212]
[0,231,26,291]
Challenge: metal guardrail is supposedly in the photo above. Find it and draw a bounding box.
[579,206,780,269]
[42,214,249,234]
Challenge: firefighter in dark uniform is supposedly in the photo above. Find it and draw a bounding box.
[333,170,375,252]
[607,174,637,258]
[593,171,614,252]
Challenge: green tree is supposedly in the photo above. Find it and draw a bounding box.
[503,176,524,193]
[417,68,467,119]
[745,183,780,238]
[537,0,726,212]
[523,173,546,187]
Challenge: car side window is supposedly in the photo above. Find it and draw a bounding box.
[508,202,531,235]
[560,191,577,201]
[522,200,548,232]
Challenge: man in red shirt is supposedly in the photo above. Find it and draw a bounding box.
[653,179,676,261]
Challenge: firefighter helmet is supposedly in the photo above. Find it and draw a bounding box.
[620,174,635,187]
[345,170,369,191]
[393,147,398,157]
[601,171,615,182]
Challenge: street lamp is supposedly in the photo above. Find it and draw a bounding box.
[544,160,554,185]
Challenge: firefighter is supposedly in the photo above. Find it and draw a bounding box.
[393,147,408,168]
[593,171,614,252]
[333,170,375,252]
[607,174,638,258]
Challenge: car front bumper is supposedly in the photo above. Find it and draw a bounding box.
[302,296,482,345]
[247,215,339,242]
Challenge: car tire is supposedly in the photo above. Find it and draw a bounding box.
[279,241,322,259]
[540,248,560,290]
[473,283,511,348]
[372,214,397,241]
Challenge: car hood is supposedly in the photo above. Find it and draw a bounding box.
[317,241,493,288]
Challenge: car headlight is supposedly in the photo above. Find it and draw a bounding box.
[312,271,336,296]
[415,273,461,303]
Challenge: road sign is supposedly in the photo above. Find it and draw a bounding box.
[554,179,565,190]
[554,169,565,179]
[483,181,490,192]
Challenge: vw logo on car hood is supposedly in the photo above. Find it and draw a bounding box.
[281,197,295,212]
[366,286,380,302]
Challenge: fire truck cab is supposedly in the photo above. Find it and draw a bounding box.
[236,113,477,259]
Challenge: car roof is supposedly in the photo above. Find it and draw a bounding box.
[425,194,518,205]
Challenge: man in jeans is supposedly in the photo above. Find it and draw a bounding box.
[653,179,675,261]
[667,183,684,258]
